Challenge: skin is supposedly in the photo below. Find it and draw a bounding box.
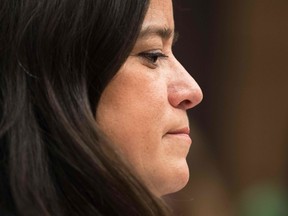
[96,0,203,197]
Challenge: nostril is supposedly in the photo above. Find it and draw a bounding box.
[168,86,203,110]
[174,88,203,110]
[180,99,193,110]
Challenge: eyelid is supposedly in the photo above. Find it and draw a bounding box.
[138,50,168,59]
[138,50,168,67]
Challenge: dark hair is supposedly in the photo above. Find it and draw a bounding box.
[0,0,171,215]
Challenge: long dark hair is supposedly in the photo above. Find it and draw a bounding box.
[0,0,171,215]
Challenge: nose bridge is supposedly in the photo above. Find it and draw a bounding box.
[168,56,203,110]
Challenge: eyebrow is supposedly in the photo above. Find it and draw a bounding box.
[138,26,179,44]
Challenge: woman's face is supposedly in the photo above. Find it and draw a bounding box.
[96,0,203,196]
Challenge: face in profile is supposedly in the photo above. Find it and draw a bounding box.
[96,0,203,197]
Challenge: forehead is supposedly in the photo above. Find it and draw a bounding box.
[142,0,174,29]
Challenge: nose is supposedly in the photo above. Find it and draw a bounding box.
[168,57,203,110]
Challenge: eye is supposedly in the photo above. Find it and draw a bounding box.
[138,51,168,67]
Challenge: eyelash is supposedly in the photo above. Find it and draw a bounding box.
[138,51,168,67]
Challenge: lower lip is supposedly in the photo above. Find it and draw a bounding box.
[165,133,192,144]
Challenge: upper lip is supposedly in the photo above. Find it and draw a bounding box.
[167,127,190,135]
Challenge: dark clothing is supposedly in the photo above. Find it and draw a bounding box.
[0,209,15,216]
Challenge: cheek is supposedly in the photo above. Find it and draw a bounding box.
[96,66,168,155]
[96,63,183,195]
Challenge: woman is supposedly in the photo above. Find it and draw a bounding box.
[0,0,202,215]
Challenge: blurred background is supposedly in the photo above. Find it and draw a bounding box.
[168,0,288,215]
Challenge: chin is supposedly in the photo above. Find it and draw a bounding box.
[159,162,190,196]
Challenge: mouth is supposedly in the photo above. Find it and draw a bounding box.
[165,127,192,144]
[166,127,190,135]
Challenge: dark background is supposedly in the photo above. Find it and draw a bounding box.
[169,0,288,215]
